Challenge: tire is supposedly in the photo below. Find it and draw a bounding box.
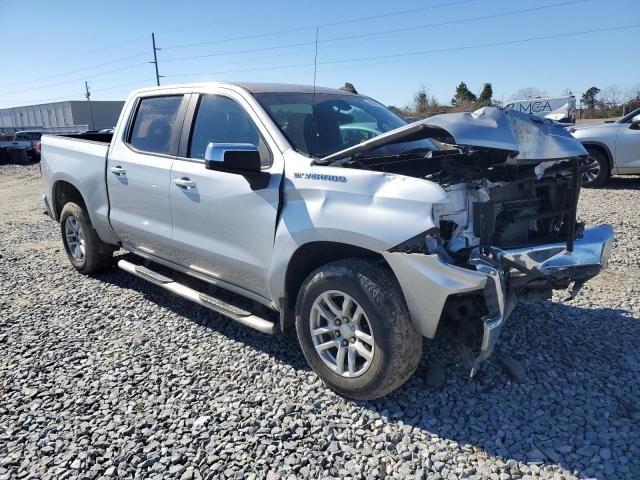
[582,148,609,187]
[60,202,113,274]
[295,259,422,400]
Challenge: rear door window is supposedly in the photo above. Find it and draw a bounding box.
[128,95,183,155]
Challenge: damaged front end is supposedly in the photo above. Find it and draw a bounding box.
[323,107,614,375]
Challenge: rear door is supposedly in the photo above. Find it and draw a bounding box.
[107,93,189,259]
[168,89,283,298]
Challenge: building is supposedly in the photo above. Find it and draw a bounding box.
[0,100,124,134]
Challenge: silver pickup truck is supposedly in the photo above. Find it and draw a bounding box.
[41,82,614,399]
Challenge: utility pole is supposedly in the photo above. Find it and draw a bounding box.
[85,81,95,131]
[151,33,161,86]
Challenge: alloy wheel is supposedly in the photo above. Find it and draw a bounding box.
[582,157,601,184]
[309,290,375,378]
[64,216,86,262]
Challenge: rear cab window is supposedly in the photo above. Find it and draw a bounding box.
[127,95,183,155]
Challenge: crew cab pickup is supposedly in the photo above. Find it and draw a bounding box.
[41,83,614,399]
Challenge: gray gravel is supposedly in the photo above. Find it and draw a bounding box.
[1,163,639,480]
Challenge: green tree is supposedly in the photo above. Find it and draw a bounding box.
[582,87,600,111]
[412,86,439,115]
[478,83,493,105]
[414,87,428,114]
[452,82,477,106]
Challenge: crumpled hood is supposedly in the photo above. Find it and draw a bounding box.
[319,106,588,164]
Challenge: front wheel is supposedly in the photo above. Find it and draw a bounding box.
[60,202,114,274]
[295,259,422,400]
[582,148,609,187]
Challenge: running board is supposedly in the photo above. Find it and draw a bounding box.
[118,259,277,335]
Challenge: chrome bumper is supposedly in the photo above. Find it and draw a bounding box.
[470,224,614,375]
[497,224,614,279]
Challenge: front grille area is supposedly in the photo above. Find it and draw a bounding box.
[474,159,581,249]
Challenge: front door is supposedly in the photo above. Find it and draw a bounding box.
[169,92,282,298]
[107,94,186,258]
[615,121,640,171]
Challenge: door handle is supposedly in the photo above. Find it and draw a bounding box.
[174,177,196,189]
[110,165,127,176]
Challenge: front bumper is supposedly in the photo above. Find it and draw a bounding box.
[384,224,614,375]
[469,224,614,374]
[497,224,614,283]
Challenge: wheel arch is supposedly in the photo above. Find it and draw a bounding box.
[279,241,389,330]
[581,141,614,172]
[52,180,86,221]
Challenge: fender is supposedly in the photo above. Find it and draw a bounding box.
[580,141,615,172]
[268,156,448,303]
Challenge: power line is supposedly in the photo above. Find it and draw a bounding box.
[161,0,479,51]
[0,63,148,97]
[0,18,245,89]
[0,18,238,89]
[0,93,83,106]
[162,40,314,63]
[163,24,640,78]
[318,0,590,46]
[27,35,150,68]
[0,78,155,108]
[93,78,155,93]
[160,0,589,64]
[316,24,640,68]
[0,0,568,91]
[0,52,148,89]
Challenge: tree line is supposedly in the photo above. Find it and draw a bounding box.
[580,85,640,119]
[389,82,640,119]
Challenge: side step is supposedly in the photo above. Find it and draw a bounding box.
[118,259,278,335]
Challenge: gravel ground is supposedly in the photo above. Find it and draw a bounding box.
[1,163,639,480]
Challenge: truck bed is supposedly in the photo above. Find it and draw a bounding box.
[40,132,118,244]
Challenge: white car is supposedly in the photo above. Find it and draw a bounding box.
[569,107,640,186]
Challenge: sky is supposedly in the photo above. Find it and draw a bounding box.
[0,0,639,109]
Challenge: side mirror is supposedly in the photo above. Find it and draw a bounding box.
[630,114,640,130]
[204,143,261,173]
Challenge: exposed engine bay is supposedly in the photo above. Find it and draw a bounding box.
[321,108,592,296]
[343,146,581,262]
[338,146,591,373]
[315,107,614,375]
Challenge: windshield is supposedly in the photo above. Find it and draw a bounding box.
[618,107,640,123]
[254,92,436,158]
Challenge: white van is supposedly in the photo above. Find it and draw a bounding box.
[504,95,576,124]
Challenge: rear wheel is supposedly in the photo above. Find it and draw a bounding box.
[295,259,422,400]
[60,202,113,274]
[582,148,609,187]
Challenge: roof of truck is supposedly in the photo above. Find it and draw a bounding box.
[132,82,356,96]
